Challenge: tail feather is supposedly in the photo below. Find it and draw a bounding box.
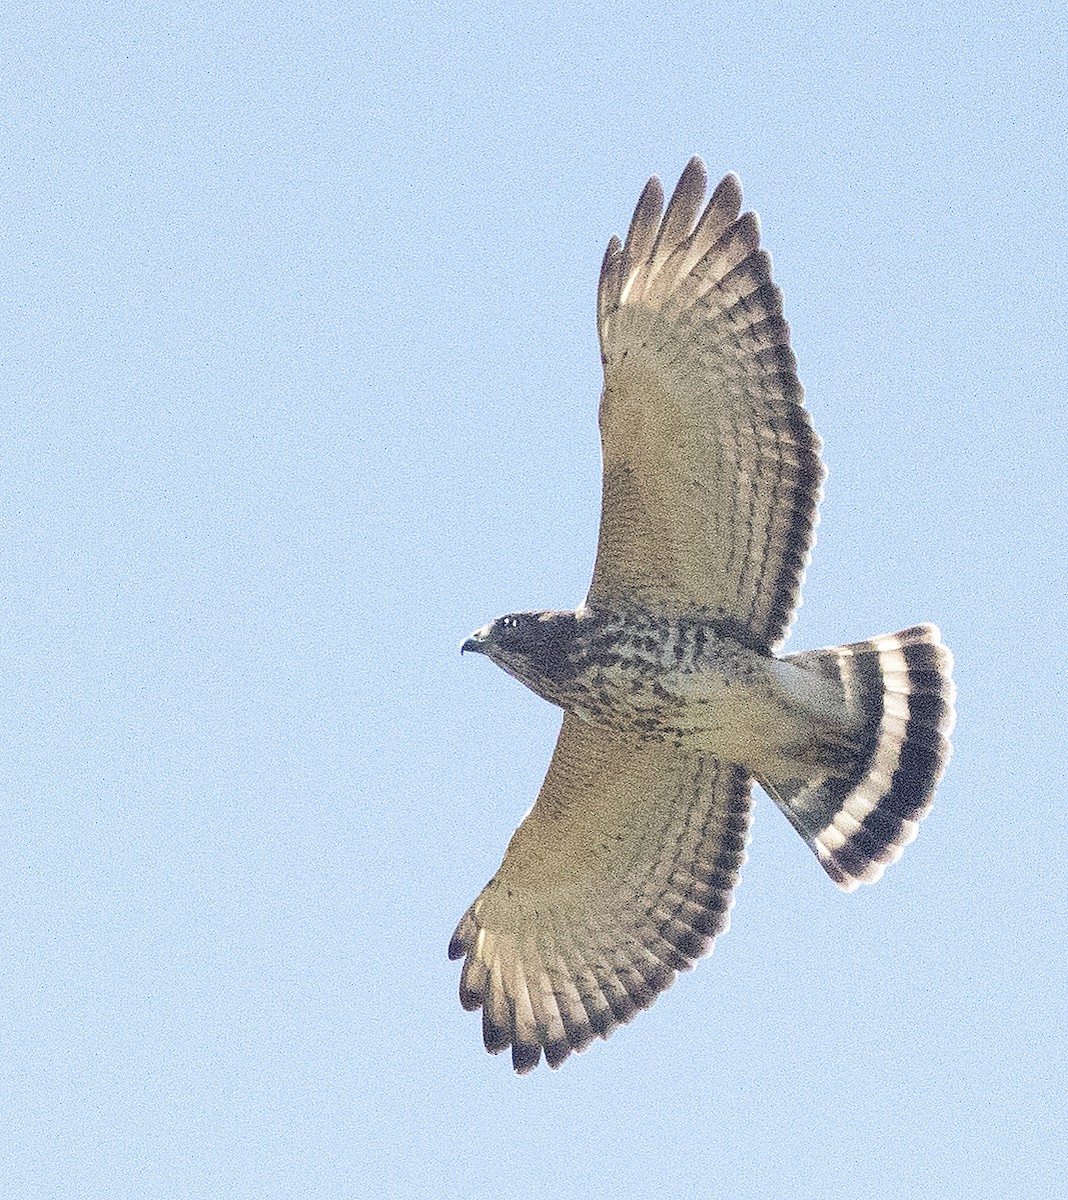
[766,625,955,891]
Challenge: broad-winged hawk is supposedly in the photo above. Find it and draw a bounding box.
[453,158,955,1073]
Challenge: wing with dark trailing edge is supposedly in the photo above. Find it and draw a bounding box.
[590,158,824,650]
[449,712,752,1072]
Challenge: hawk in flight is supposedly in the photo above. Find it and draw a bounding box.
[453,158,955,1073]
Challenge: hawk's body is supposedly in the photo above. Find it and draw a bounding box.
[453,159,955,1073]
[464,605,853,777]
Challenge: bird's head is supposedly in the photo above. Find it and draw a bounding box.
[461,609,582,695]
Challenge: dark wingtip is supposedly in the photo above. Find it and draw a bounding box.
[543,1038,572,1069]
[511,1041,542,1074]
[482,1010,511,1055]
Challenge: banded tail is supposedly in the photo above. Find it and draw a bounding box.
[764,625,955,891]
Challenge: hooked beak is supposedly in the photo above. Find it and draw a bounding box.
[460,623,492,656]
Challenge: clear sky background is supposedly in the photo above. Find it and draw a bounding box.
[3,2,1066,1197]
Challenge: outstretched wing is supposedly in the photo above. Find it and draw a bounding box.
[590,158,824,650]
[449,713,752,1073]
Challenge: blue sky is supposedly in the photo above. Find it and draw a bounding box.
[3,2,1066,1197]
